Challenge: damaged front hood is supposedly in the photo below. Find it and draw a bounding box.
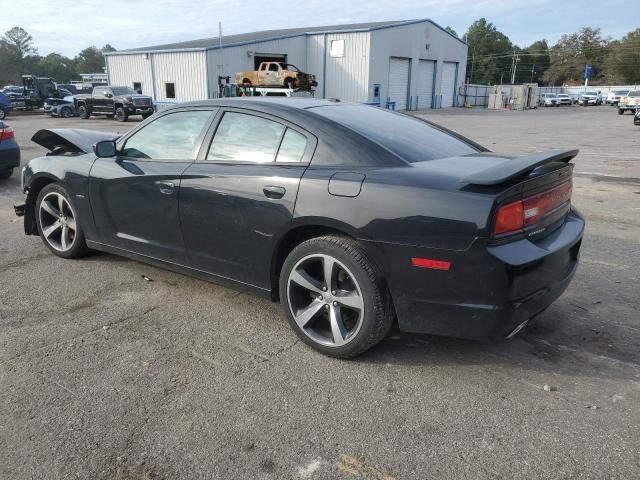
[31,128,120,154]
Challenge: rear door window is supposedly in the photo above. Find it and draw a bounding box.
[207,112,284,163]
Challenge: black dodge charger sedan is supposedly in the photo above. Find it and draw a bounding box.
[15,99,584,357]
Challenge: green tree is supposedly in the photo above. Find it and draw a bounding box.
[2,26,37,58]
[444,26,458,37]
[74,44,115,73]
[35,53,77,82]
[463,18,513,84]
[543,27,609,85]
[518,39,550,84]
[604,29,640,83]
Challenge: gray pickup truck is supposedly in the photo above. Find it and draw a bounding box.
[74,86,154,122]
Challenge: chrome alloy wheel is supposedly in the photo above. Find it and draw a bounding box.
[287,254,365,347]
[38,192,77,252]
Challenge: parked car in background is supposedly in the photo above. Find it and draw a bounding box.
[49,96,76,118]
[75,86,154,122]
[618,91,640,114]
[0,121,20,179]
[606,90,630,105]
[15,99,584,358]
[0,92,12,120]
[634,107,640,126]
[578,92,602,106]
[539,93,559,107]
[556,94,572,106]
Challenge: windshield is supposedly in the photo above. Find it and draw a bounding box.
[111,87,137,95]
[280,63,299,72]
[614,90,629,95]
[311,105,479,162]
[628,91,640,97]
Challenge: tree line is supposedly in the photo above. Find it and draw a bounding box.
[461,18,640,86]
[0,27,115,86]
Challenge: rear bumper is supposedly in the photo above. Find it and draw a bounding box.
[376,208,585,339]
[0,146,20,170]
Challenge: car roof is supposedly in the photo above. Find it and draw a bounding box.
[176,97,345,111]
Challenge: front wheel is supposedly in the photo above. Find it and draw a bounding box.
[618,109,624,115]
[115,107,128,122]
[0,108,6,120]
[279,235,394,358]
[35,183,91,259]
[141,112,153,119]
[60,106,72,118]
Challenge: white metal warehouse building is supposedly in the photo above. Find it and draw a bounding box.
[104,19,468,110]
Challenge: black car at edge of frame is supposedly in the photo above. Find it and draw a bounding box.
[14,98,584,358]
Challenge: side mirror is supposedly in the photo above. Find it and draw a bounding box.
[94,140,117,158]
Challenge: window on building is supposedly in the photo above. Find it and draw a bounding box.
[121,110,213,160]
[330,39,345,58]
[165,83,176,99]
[133,82,142,93]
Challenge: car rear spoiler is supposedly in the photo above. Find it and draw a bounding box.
[462,149,579,185]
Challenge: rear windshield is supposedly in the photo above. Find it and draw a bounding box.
[311,105,479,162]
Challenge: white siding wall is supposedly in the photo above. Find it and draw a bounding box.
[106,54,154,97]
[369,22,467,109]
[107,51,207,102]
[206,36,308,98]
[152,51,207,102]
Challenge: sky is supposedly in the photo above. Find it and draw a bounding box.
[1,0,638,57]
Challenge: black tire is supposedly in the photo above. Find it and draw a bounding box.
[0,108,6,120]
[78,104,90,119]
[141,112,153,120]
[60,106,72,118]
[115,106,128,122]
[284,77,295,89]
[0,168,12,179]
[618,109,624,115]
[279,235,395,358]
[35,183,91,259]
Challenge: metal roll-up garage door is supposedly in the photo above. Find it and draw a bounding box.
[388,57,410,110]
[440,62,458,108]
[416,60,436,110]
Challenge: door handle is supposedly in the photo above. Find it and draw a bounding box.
[263,185,286,199]
[156,180,175,195]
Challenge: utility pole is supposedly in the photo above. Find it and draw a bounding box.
[510,51,520,84]
[531,63,536,83]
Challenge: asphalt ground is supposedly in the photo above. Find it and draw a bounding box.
[1,104,639,479]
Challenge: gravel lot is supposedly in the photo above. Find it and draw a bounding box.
[1,106,639,479]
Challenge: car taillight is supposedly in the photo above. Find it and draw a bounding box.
[0,126,15,140]
[493,180,572,236]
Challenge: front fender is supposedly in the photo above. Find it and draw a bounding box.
[23,154,98,239]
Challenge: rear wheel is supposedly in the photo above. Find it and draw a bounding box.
[115,106,128,122]
[0,108,6,120]
[280,235,394,358]
[36,183,90,259]
[78,104,90,119]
